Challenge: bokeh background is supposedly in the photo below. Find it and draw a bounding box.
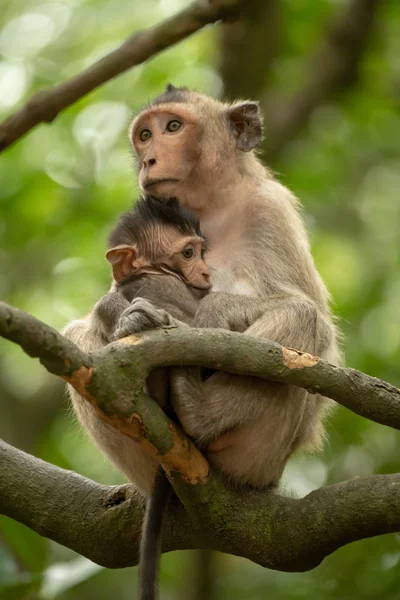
[1,0,400,598]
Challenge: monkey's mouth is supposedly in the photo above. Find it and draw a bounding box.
[144,178,180,189]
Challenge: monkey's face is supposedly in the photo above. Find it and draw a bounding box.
[130,93,264,212]
[107,230,211,292]
[131,106,203,200]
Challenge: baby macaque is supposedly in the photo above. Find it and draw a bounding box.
[107,196,211,600]
[64,194,210,494]
[66,195,210,600]
[92,195,210,345]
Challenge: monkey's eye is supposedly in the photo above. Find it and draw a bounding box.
[139,129,152,142]
[166,119,182,133]
[182,246,194,259]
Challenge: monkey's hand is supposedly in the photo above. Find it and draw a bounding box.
[113,298,186,339]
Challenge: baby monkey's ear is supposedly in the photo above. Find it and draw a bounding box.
[106,244,138,282]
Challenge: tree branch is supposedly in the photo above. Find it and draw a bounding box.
[0,438,195,568]
[2,301,400,568]
[2,438,400,571]
[261,0,380,161]
[1,300,400,444]
[2,296,400,526]
[0,0,241,153]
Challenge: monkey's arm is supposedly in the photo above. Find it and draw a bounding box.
[64,276,195,345]
[114,298,188,339]
[112,275,200,339]
[171,290,338,457]
[93,292,131,340]
[194,291,335,356]
[194,292,265,333]
[112,290,261,338]
[63,291,132,348]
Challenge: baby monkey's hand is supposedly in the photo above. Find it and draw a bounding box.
[113,298,183,339]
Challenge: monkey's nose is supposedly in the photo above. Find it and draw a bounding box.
[144,157,156,167]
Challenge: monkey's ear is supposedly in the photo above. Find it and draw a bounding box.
[105,244,138,282]
[227,102,263,152]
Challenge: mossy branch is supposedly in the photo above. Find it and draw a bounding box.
[1,438,400,571]
[1,301,400,437]
[2,298,400,509]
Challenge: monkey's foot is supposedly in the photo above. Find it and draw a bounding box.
[113,298,180,339]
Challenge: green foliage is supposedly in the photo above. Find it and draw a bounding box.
[1,0,400,598]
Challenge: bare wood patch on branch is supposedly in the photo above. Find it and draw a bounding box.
[281,347,320,369]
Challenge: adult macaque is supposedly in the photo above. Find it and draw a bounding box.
[63,85,340,596]
[64,195,210,600]
[123,85,341,488]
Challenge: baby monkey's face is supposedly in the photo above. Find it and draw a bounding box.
[106,225,211,293]
[153,229,211,292]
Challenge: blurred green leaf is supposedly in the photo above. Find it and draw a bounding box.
[0,518,48,574]
[39,557,103,599]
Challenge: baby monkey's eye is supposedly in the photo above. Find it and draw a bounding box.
[166,119,182,133]
[182,246,194,259]
[139,129,152,142]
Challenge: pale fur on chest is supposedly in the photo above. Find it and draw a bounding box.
[212,270,256,296]
[207,251,256,296]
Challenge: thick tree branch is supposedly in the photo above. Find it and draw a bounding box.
[0,0,241,153]
[1,438,400,571]
[261,0,380,161]
[2,297,400,524]
[0,438,197,567]
[1,300,400,443]
[2,301,400,567]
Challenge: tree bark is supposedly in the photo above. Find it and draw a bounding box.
[1,438,400,571]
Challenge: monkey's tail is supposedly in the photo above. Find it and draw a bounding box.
[139,467,171,600]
